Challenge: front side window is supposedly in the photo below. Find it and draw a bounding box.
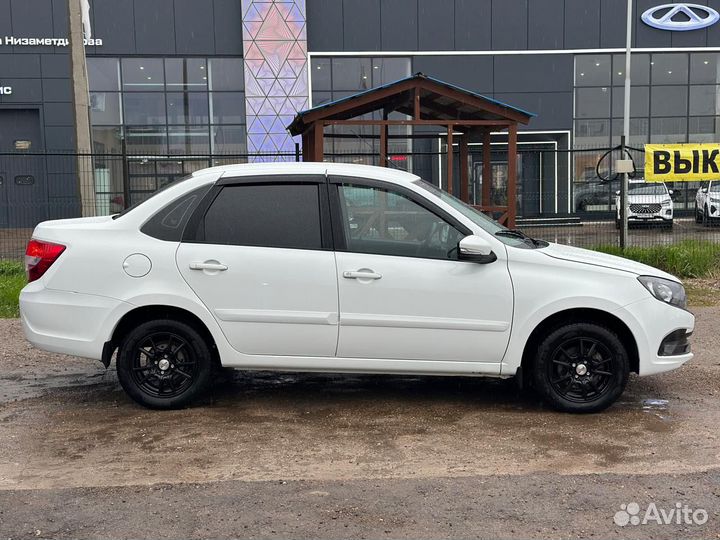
[203,183,322,249]
[337,184,465,260]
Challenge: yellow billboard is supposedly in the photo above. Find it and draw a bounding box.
[645,143,720,182]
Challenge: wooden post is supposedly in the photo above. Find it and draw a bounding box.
[482,128,492,209]
[302,130,311,162]
[507,123,518,228]
[459,132,469,203]
[413,87,421,120]
[313,122,324,162]
[379,123,388,167]
[446,126,454,195]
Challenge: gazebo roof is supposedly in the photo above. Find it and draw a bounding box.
[287,72,535,136]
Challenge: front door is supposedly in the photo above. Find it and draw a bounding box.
[331,178,513,371]
[176,177,339,357]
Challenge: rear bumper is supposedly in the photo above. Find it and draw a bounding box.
[20,281,130,360]
[616,296,694,376]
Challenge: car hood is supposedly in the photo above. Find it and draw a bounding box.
[540,242,679,281]
[626,194,668,203]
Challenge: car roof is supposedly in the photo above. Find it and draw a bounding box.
[193,162,421,188]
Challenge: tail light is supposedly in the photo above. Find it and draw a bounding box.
[25,239,66,282]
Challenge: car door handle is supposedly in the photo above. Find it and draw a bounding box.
[343,270,382,280]
[189,262,228,271]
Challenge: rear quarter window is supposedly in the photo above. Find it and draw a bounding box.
[141,184,212,241]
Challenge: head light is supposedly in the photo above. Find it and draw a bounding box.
[638,276,687,309]
[661,199,671,207]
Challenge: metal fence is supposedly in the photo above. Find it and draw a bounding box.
[0,146,717,260]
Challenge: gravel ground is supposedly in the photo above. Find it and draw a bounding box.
[0,307,719,539]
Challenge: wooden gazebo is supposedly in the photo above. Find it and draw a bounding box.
[287,73,534,227]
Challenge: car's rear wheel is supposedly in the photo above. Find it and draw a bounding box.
[532,323,629,413]
[116,319,212,409]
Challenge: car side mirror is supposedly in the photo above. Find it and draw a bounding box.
[702,187,708,193]
[458,235,496,264]
[615,190,621,196]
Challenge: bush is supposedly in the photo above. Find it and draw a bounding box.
[594,240,720,279]
[0,261,25,318]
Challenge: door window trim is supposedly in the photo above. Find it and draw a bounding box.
[182,175,334,250]
[328,176,472,258]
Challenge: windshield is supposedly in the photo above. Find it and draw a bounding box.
[628,183,667,196]
[112,174,194,219]
[710,182,720,193]
[413,179,542,248]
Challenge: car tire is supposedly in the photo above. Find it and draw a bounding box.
[704,206,710,227]
[116,319,213,409]
[695,208,702,224]
[532,322,629,413]
[665,219,673,230]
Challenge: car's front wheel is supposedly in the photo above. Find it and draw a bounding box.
[532,322,629,413]
[116,319,213,409]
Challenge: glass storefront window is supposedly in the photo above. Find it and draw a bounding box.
[124,126,168,154]
[168,126,210,154]
[332,57,372,92]
[311,58,332,91]
[650,86,688,116]
[90,92,122,125]
[210,92,246,124]
[167,92,210,124]
[88,58,120,91]
[689,116,720,142]
[574,87,610,118]
[311,91,332,106]
[689,85,720,116]
[208,59,245,91]
[575,55,611,86]
[651,53,688,85]
[91,126,123,154]
[123,93,167,125]
[611,118,649,145]
[612,53,650,86]
[650,117,687,143]
[122,58,165,91]
[574,119,610,147]
[371,58,411,86]
[166,58,208,90]
[611,86,649,117]
[690,53,720,84]
[211,125,247,154]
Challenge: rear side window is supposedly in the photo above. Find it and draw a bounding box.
[141,184,212,241]
[202,183,322,249]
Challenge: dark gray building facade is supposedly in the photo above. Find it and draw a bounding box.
[0,0,719,225]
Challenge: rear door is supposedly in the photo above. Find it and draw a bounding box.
[176,175,339,358]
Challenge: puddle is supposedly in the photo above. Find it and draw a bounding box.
[641,398,669,410]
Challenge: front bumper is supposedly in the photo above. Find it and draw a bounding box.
[20,280,130,360]
[616,296,694,376]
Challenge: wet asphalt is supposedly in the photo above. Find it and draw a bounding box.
[0,307,719,539]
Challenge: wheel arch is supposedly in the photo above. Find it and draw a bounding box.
[103,305,221,368]
[519,307,639,384]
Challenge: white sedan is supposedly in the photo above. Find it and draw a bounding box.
[20,163,694,413]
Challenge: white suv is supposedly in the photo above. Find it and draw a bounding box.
[615,181,674,228]
[20,163,694,413]
[695,180,720,226]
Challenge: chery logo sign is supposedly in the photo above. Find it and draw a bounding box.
[641,3,720,31]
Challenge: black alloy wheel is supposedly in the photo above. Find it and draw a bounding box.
[533,322,629,413]
[117,319,213,409]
